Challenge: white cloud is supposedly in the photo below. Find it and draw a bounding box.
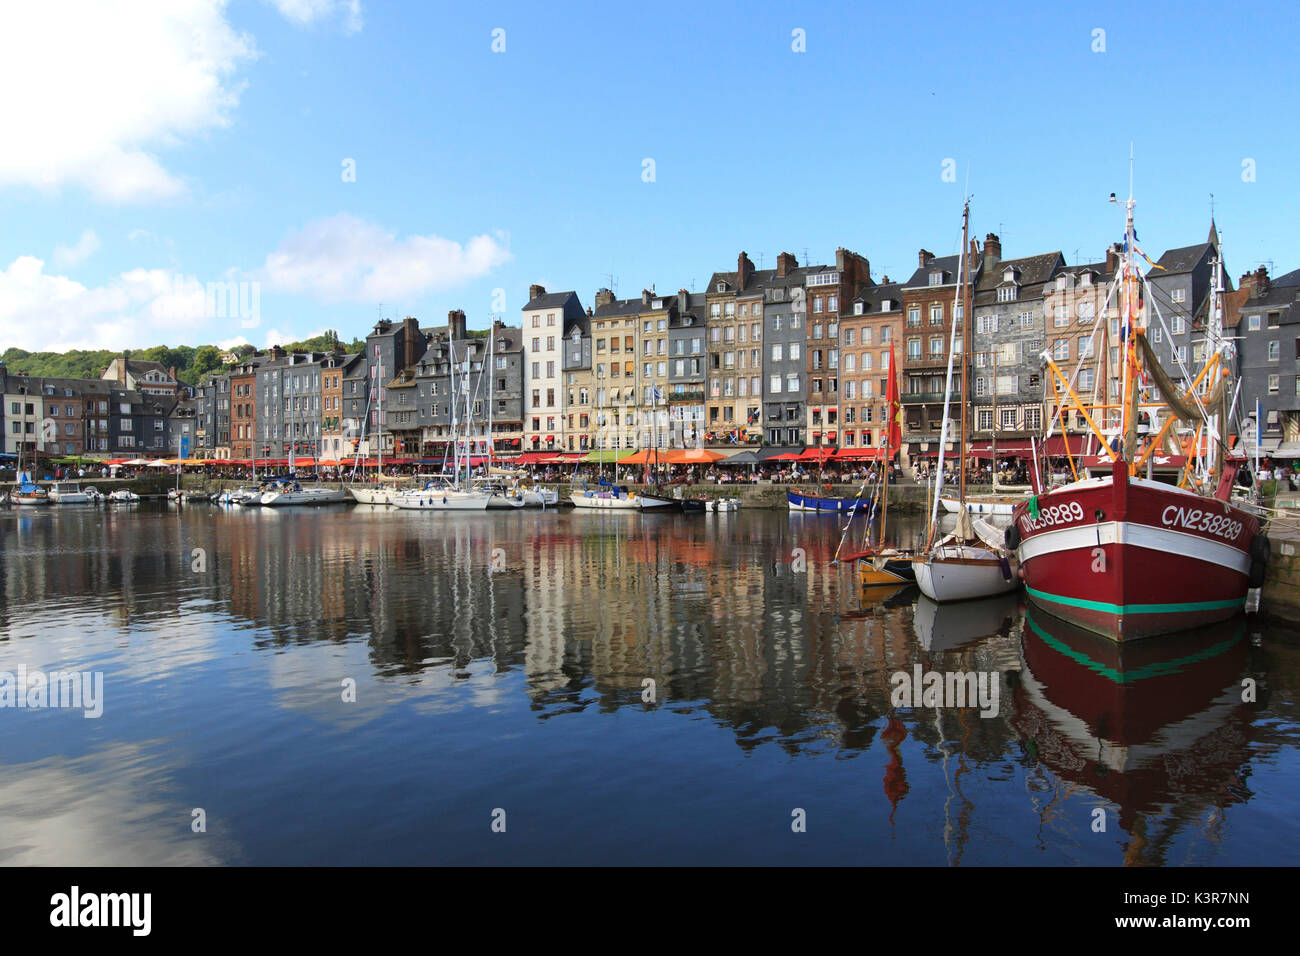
[0,1,256,203]
[267,0,363,33]
[0,255,253,351]
[218,335,251,350]
[259,214,511,304]
[52,229,101,268]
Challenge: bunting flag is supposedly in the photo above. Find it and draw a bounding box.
[1128,238,1165,270]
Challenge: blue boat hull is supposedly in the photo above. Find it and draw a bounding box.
[787,490,860,513]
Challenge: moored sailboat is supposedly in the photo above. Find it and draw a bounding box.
[913,199,1020,602]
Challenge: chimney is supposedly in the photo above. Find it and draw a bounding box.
[448,309,467,341]
[1105,243,1121,275]
[776,252,797,277]
[270,344,285,360]
[118,354,127,385]
[586,306,593,316]
[403,316,420,370]
[678,288,689,313]
[529,283,546,304]
[737,251,755,290]
[168,365,177,382]
[840,249,870,287]
[641,288,652,306]
[594,288,615,309]
[1240,266,1270,299]
[881,274,891,284]
[918,249,935,268]
[983,233,1002,272]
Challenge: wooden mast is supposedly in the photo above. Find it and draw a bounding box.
[958,201,971,508]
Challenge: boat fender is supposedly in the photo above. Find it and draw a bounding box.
[1004,523,1021,551]
[998,556,1013,581]
[1249,533,1270,589]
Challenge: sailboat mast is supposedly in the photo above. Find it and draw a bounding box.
[959,203,971,505]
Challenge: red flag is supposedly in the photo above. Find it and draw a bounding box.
[885,341,901,454]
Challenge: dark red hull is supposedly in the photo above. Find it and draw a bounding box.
[1012,459,1260,641]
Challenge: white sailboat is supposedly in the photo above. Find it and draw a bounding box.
[348,356,394,504]
[913,199,1021,602]
[391,336,491,511]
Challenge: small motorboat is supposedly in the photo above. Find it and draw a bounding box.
[706,498,740,512]
[108,489,141,503]
[49,482,95,504]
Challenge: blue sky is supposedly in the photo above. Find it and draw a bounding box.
[2,0,1296,352]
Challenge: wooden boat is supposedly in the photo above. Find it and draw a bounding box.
[12,480,50,506]
[1013,188,1260,640]
[913,199,1020,603]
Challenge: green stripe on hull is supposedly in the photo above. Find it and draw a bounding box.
[1024,585,1245,617]
[1024,612,1245,683]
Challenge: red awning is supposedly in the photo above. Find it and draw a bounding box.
[835,447,886,460]
[514,452,553,464]
[795,448,835,462]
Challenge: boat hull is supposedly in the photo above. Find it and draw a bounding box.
[261,489,349,506]
[391,491,491,511]
[348,486,392,505]
[569,492,641,510]
[913,546,1019,602]
[940,494,1021,516]
[787,490,859,513]
[1012,460,1260,641]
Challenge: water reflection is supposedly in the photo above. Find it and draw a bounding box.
[0,504,1295,865]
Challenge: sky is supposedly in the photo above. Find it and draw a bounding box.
[2,0,1297,354]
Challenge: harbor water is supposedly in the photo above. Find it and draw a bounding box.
[1,503,1297,865]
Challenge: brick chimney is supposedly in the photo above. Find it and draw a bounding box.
[118,354,127,384]
[737,251,755,290]
[448,309,467,341]
[982,233,1001,273]
[269,345,285,360]
[776,252,797,277]
[1105,243,1121,275]
[594,288,615,309]
[836,248,871,288]
[1239,266,1270,299]
[641,288,653,306]
[918,249,935,268]
[529,283,546,304]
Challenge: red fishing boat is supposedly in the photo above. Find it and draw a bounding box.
[1010,181,1266,641]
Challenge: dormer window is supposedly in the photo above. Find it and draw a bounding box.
[716,282,725,293]
[1056,276,1068,290]
[998,286,1018,302]
[928,272,943,286]
[854,302,864,315]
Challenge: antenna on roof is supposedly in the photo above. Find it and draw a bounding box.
[603,272,618,296]
[802,247,809,266]
[757,253,765,270]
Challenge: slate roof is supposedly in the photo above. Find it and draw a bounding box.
[1149,242,1212,276]
[524,290,581,312]
[902,253,965,289]
[973,251,1064,306]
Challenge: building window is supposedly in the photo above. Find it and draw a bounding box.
[1269,375,1280,394]
[1248,314,1261,331]
[1269,340,1280,362]
[998,286,1017,302]
[1172,288,1186,303]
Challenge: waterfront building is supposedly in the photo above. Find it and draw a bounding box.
[341,317,426,459]
[843,280,903,451]
[969,237,1064,458]
[804,248,872,452]
[561,309,594,453]
[1144,225,1226,397]
[899,246,979,469]
[1238,265,1300,454]
[522,286,585,454]
[1040,248,1119,444]
[230,353,270,461]
[666,290,707,447]
[101,356,181,397]
[589,289,645,450]
[760,253,809,449]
